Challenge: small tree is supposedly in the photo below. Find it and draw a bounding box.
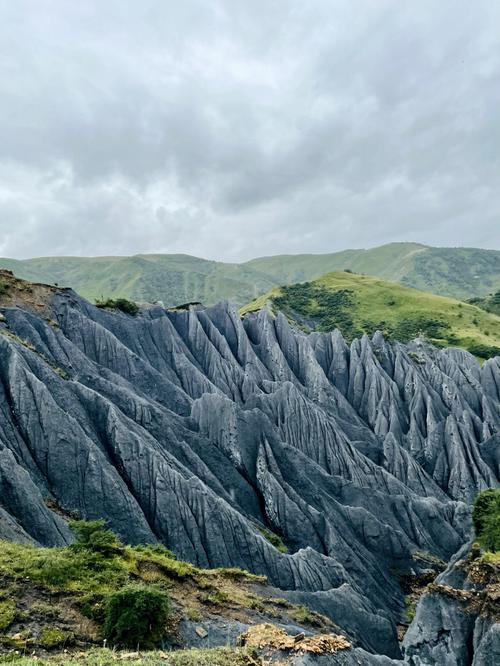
[472,488,500,551]
[103,585,171,648]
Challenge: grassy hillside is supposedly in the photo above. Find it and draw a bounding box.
[0,520,338,663]
[245,244,500,300]
[1,243,498,306]
[0,255,277,308]
[244,242,428,285]
[241,271,500,358]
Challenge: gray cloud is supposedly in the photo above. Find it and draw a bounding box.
[0,0,499,260]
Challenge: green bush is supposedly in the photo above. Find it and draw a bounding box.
[103,584,171,648]
[258,527,288,553]
[467,344,500,360]
[390,316,449,343]
[472,488,500,551]
[69,519,124,556]
[95,298,139,316]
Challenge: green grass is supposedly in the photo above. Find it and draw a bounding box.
[0,522,326,657]
[404,596,416,623]
[257,528,288,554]
[0,600,16,631]
[240,271,500,357]
[0,647,259,665]
[1,243,499,307]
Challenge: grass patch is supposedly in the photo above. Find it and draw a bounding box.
[0,521,327,656]
[257,528,288,554]
[0,646,260,665]
[0,599,16,631]
[404,596,416,623]
[480,551,500,566]
[40,627,73,649]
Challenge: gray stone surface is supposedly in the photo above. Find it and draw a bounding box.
[403,543,499,665]
[0,292,498,659]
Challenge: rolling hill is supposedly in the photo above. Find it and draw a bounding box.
[1,243,498,306]
[241,271,500,358]
[243,244,500,300]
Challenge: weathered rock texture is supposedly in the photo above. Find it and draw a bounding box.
[0,280,498,660]
[403,542,499,665]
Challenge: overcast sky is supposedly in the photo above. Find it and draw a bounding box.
[1,1,499,261]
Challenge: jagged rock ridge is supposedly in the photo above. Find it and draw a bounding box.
[0,276,498,659]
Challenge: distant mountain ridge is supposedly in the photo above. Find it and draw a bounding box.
[1,242,499,306]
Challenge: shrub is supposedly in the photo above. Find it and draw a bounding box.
[390,316,449,343]
[69,519,124,556]
[95,298,139,316]
[103,584,171,648]
[472,488,500,551]
[467,344,500,360]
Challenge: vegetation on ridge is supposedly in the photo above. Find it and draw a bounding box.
[241,271,500,358]
[0,520,333,659]
[95,297,139,315]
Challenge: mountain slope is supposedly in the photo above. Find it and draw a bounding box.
[0,269,499,658]
[1,243,498,306]
[0,255,277,308]
[245,244,500,300]
[243,242,429,285]
[241,271,500,358]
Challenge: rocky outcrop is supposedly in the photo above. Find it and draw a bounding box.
[0,279,498,659]
[403,543,499,665]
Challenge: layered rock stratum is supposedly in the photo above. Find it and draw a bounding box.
[0,270,498,662]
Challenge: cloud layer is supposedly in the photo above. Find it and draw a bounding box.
[1,0,499,259]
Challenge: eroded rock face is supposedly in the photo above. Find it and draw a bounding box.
[0,290,498,658]
[403,543,500,666]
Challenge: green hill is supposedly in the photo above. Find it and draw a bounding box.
[241,271,500,359]
[1,243,498,306]
[0,255,277,308]
[244,244,500,301]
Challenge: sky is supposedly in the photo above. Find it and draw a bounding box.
[0,0,499,261]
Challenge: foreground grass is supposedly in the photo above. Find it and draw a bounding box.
[0,647,259,665]
[241,271,500,357]
[0,523,331,657]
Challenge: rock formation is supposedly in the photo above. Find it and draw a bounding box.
[0,272,498,661]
